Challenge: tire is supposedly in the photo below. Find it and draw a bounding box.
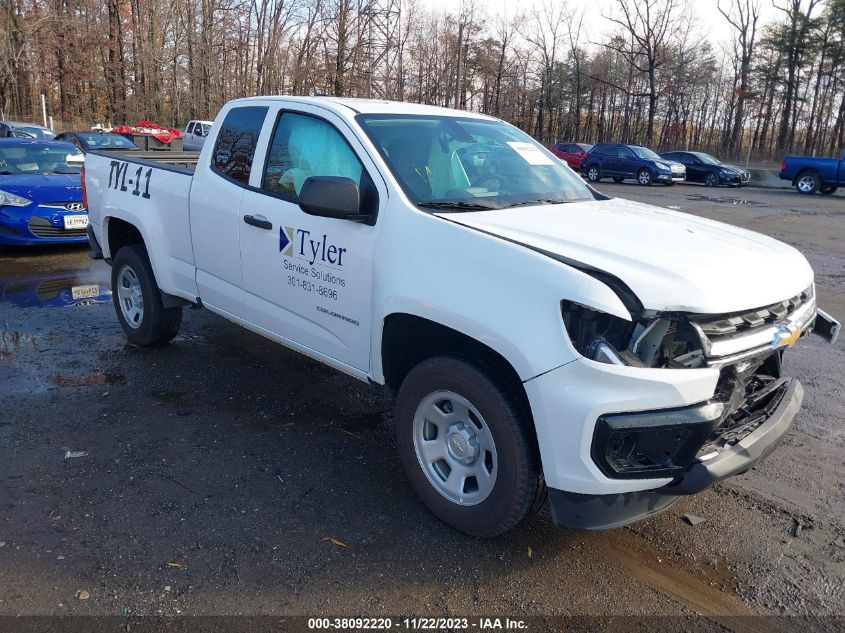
[704,172,720,187]
[585,165,601,182]
[637,168,653,186]
[395,356,545,537]
[111,244,182,346]
[612,176,624,183]
[820,185,838,195]
[795,171,819,194]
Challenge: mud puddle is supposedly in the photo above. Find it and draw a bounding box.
[685,194,763,206]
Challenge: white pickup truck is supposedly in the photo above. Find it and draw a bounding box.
[83,96,840,536]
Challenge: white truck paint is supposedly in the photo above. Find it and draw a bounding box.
[84,96,839,535]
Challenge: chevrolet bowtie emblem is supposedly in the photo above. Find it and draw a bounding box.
[451,439,464,453]
[772,323,801,349]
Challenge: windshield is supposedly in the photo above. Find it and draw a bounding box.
[356,114,594,210]
[12,125,56,140]
[0,143,83,174]
[77,133,139,149]
[691,152,722,165]
[631,146,662,160]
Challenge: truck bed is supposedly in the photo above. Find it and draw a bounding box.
[88,149,199,172]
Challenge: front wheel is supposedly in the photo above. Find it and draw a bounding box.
[705,172,720,187]
[637,168,653,186]
[395,356,545,537]
[586,165,601,182]
[820,185,838,195]
[111,244,182,346]
[796,171,820,194]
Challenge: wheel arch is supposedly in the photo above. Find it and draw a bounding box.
[793,168,821,186]
[104,216,146,260]
[380,313,531,416]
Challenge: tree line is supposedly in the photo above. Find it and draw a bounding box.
[1,0,844,161]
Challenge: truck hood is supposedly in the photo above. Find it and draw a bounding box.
[438,197,814,315]
[0,173,83,203]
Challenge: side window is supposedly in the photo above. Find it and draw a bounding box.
[186,122,195,135]
[211,106,268,186]
[262,112,363,199]
[619,148,635,159]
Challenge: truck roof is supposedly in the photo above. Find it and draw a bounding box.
[227,95,495,120]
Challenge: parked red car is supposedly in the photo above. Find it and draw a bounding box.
[550,142,593,169]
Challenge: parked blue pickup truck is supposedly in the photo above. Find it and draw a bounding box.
[779,151,844,194]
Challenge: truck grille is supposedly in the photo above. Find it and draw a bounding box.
[688,286,816,366]
[694,288,811,338]
[28,216,86,238]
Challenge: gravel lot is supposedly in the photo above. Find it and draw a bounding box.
[0,183,843,626]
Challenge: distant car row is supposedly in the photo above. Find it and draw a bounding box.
[0,119,213,247]
[551,142,751,188]
[554,141,845,195]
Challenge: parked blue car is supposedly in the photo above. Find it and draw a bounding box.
[580,143,686,186]
[779,150,844,195]
[0,139,88,246]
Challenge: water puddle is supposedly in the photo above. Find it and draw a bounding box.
[685,194,762,206]
[0,266,111,308]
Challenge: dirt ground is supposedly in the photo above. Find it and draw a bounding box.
[0,183,843,627]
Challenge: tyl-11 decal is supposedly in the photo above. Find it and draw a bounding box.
[108,160,152,199]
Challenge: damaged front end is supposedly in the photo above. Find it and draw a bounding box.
[563,285,838,484]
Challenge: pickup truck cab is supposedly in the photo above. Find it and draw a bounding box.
[183,120,213,152]
[780,151,845,194]
[84,97,840,536]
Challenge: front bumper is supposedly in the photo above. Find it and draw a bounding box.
[722,171,751,185]
[549,378,803,529]
[656,170,686,183]
[0,203,88,245]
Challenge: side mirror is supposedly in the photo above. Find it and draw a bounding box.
[298,176,370,223]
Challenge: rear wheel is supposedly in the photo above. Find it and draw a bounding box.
[796,171,819,194]
[704,172,720,187]
[395,356,545,537]
[820,185,838,195]
[586,165,601,182]
[637,168,653,186]
[111,244,182,346]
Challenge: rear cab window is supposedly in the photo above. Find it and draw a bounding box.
[211,106,268,186]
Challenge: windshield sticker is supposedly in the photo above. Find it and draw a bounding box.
[506,142,555,166]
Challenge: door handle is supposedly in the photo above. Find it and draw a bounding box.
[243,214,272,230]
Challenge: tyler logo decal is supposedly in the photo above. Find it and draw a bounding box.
[279,226,295,256]
[279,227,347,266]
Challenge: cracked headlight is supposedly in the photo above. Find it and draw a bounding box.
[562,301,706,368]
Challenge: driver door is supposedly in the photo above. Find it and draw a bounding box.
[237,106,382,371]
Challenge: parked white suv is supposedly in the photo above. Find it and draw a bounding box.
[83,96,839,536]
[183,120,213,151]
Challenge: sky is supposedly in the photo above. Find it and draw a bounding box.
[421,0,780,52]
